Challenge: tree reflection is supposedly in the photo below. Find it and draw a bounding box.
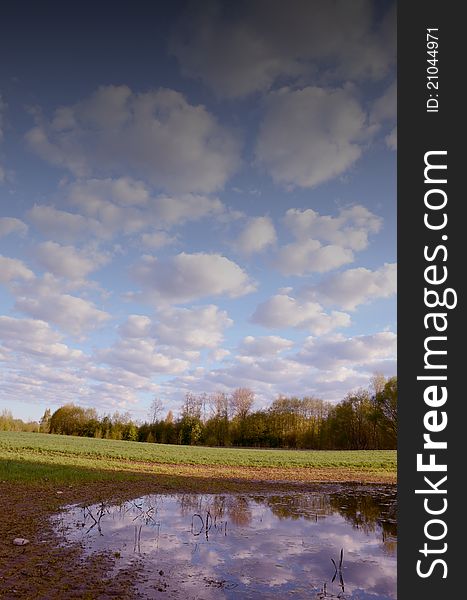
[329,487,397,554]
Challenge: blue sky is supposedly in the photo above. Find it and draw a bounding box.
[0,0,396,422]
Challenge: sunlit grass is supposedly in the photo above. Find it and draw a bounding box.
[0,431,396,485]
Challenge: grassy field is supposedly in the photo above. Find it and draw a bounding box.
[0,431,396,485]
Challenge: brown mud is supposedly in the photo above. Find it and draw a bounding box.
[0,467,395,599]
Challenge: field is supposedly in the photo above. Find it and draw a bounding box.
[0,430,396,485]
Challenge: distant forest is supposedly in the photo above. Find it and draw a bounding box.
[2,375,396,450]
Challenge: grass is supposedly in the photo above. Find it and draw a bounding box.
[0,431,396,485]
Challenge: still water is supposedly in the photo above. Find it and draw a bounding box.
[53,484,397,599]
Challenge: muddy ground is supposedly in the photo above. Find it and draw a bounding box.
[0,468,395,599]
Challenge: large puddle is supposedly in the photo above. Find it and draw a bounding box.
[53,484,397,599]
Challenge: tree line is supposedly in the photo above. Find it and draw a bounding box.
[0,409,39,433]
[34,375,397,450]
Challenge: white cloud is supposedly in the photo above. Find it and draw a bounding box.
[132,252,256,304]
[371,80,396,123]
[13,275,110,337]
[275,240,354,276]
[0,256,35,283]
[294,331,397,370]
[303,262,397,310]
[35,241,110,280]
[26,86,241,193]
[170,0,395,98]
[140,231,176,249]
[27,204,102,242]
[233,216,276,255]
[238,335,293,357]
[284,205,382,250]
[84,364,158,393]
[190,355,310,391]
[209,348,230,362]
[0,217,28,238]
[118,315,152,339]
[147,193,224,227]
[28,178,227,243]
[97,338,189,378]
[256,86,368,188]
[153,305,232,350]
[0,316,83,362]
[118,306,232,351]
[274,205,382,276]
[67,178,225,229]
[252,293,350,335]
[386,127,397,150]
[371,80,396,150]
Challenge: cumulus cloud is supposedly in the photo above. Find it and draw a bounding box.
[13,275,110,337]
[233,216,276,255]
[25,86,240,193]
[294,331,397,370]
[0,316,83,361]
[170,0,395,98]
[209,348,231,362]
[132,252,256,304]
[0,217,28,238]
[0,359,153,413]
[284,205,382,250]
[371,80,397,150]
[0,256,35,283]
[118,306,232,351]
[153,305,232,349]
[303,262,397,310]
[97,338,189,378]
[237,335,293,357]
[386,127,397,150]
[67,178,225,229]
[140,231,176,249]
[275,240,354,276]
[35,241,110,280]
[371,80,396,123]
[28,178,227,242]
[167,355,310,399]
[256,86,369,189]
[118,315,152,339]
[252,293,350,335]
[27,204,102,242]
[274,205,381,276]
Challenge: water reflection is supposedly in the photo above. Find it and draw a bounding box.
[53,485,397,599]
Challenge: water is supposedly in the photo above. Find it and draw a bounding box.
[53,484,397,599]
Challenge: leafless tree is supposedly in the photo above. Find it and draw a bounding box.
[230,387,255,420]
[209,391,229,419]
[149,397,164,424]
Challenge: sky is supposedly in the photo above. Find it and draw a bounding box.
[0,0,396,422]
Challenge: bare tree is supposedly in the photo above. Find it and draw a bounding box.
[230,388,255,420]
[181,392,203,420]
[149,397,164,424]
[370,373,386,397]
[209,391,229,419]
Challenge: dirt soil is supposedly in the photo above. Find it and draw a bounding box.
[0,469,395,599]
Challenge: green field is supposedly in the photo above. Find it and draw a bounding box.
[0,431,396,485]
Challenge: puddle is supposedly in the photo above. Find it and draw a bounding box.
[53,484,397,599]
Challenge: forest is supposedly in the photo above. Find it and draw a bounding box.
[4,375,396,450]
